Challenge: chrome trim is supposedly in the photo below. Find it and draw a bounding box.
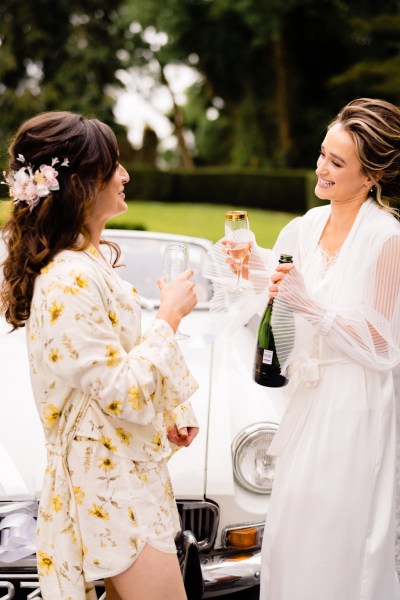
[177,501,219,551]
[232,422,279,494]
[201,548,261,597]
[0,576,105,600]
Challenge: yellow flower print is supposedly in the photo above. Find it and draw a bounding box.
[49,348,62,362]
[129,537,142,552]
[100,436,117,452]
[93,558,100,566]
[128,386,141,411]
[52,494,63,512]
[98,456,116,471]
[131,286,138,296]
[39,508,53,522]
[105,344,122,367]
[48,300,64,323]
[40,261,55,274]
[137,473,148,483]
[88,504,110,520]
[105,400,123,416]
[150,433,163,451]
[62,334,79,359]
[72,271,88,289]
[87,244,100,257]
[128,508,136,524]
[73,486,86,505]
[37,551,54,575]
[43,403,60,424]
[108,311,119,327]
[164,479,174,502]
[116,427,132,445]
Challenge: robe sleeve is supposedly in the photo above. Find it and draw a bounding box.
[201,215,302,334]
[273,234,400,370]
[247,215,302,290]
[37,265,198,425]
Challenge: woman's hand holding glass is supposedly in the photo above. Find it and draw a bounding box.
[157,243,197,339]
[224,211,252,288]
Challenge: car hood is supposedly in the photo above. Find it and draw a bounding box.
[0,310,212,503]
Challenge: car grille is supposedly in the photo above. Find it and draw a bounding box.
[176,500,219,551]
[0,501,219,597]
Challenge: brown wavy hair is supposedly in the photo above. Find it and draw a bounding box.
[329,97,400,217]
[1,111,121,329]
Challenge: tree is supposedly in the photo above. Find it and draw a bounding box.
[123,0,400,168]
[0,0,132,164]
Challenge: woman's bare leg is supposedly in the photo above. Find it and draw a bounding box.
[104,578,124,600]
[109,544,187,600]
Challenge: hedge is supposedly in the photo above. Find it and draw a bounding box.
[124,165,322,214]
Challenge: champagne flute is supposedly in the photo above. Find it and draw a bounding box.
[163,242,190,340]
[224,210,251,289]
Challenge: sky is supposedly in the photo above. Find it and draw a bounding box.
[113,64,197,151]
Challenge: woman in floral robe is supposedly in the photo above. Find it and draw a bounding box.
[0,111,199,600]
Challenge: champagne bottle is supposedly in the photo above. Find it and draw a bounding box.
[253,253,293,387]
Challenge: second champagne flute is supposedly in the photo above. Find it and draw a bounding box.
[163,242,190,340]
[225,210,251,289]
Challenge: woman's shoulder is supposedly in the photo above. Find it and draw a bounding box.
[37,249,99,289]
[364,201,400,238]
[301,204,330,224]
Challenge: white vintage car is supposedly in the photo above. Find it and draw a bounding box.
[0,230,287,599]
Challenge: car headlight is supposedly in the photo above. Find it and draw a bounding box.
[232,423,278,494]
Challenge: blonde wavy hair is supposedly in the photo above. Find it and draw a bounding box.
[329,97,400,218]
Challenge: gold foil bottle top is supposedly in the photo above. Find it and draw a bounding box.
[225,210,248,221]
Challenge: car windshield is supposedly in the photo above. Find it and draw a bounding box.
[0,230,213,307]
[102,230,213,306]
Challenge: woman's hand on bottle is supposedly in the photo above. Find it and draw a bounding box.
[269,263,294,300]
[167,425,199,447]
[157,269,198,332]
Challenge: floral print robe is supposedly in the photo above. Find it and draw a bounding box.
[26,243,199,599]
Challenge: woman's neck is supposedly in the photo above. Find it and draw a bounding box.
[321,198,368,255]
[329,197,367,232]
[86,220,105,251]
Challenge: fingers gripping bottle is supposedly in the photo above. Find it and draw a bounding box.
[253,254,293,387]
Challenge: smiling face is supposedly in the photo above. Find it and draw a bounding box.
[88,163,130,232]
[315,122,372,205]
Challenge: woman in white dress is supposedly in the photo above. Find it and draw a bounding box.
[0,112,199,600]
[257,98,400,599]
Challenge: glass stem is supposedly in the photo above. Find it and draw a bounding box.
[237,260,242,287]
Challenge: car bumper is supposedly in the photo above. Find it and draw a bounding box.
[0,543,262,600]
[201,547,261,597]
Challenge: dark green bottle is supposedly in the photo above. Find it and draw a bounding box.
[253,254,293,387]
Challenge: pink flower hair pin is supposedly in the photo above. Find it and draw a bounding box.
[1,154,69,211]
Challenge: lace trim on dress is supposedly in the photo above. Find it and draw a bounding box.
[318,241,340,276]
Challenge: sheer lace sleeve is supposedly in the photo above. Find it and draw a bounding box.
[273,234,400,371]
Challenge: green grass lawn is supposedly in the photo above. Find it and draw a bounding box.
[1,200,297,248]
[108,201,296,247]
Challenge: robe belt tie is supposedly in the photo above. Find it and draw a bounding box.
[300,356,350,388]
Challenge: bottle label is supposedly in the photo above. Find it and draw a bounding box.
[262,349,273,365]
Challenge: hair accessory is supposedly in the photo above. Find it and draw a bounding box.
[1,154,69,211]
